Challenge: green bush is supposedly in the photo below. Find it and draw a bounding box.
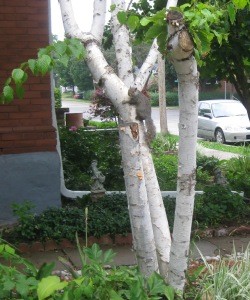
[84,89,94,100]
[194,185,249,227]
[199,91,231,100]
[54,87,62,108]
[149,91,179,107]
[0,241,174,300]
[153,155,178,191]
[59,127,124,191]
[222,151,250,198]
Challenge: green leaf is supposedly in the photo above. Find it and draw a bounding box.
[127,15,140,32]
[117,11,127,25]
[37,55,52,75]
[4,77,11,86]
[36,262,55,280]
[28,59,38,75]
[227,3,236,24]
[147,272,165,295]
[110,4,116,12]
[145,24,164,40]
[110,290,124,300]
[164,285,175,300]
[59,54,70,67]
[140,17,151,26]
[16,84,25,99]
[103,248,116,264]
[12,69,25,84]
[37,276,68,300]
[54,41,67,56]
[3,279,15,292]
[233,0,247,9]
[4,244,15,254]
[3,86,14,102]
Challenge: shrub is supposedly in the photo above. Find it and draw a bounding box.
[194,185,248,227]
[54,87,62,108]
[153,155,178,191]
[222,150,250,198]
[149,92,179,107]
[59,127,124,191]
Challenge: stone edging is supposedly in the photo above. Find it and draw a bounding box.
[17,226,250,254]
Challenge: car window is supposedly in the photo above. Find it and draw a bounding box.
[212,102,247,118]
[198,103,211,116]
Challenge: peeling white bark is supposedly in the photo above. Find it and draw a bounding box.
[166,8,199,290]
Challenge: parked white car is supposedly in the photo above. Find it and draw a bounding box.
[198,99,250,143]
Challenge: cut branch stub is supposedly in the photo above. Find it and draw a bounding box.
[179,30,194,53]
[166,10,194,60]
[119,122,139,141]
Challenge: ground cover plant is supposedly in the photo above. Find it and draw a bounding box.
[185,245,250,299]
[3,186,249,244]
[0,240,175,300]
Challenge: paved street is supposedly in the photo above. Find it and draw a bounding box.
[62,100,179,135]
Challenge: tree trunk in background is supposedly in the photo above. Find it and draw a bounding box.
[158,53,168,134]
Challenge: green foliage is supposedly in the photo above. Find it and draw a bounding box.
[153,155,178,191]
[1,38,85,103]
[8,194,131,242]
[59,127,124,191]
[54,87,62,108]
[88,120,118,128]
[151,134,178,156]
[0,240,57,299]
[222,149,250,197]
[0,240,175,300]
[194,185,248,227]
[193,244,250,299]
[150,92,179,106]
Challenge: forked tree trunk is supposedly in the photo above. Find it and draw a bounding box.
[59,0,172,277]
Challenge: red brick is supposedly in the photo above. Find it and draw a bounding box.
[0,120,19,126]
[5,0,27,6]
[18,243,31,253]
[0,105,19,112]
[99,235,113,246]
[59,239,74,249]
[0,127,12,133]
[9,112,31,119]
[30,111,52,118]
[44,240,59,252]
[87,236,99,247]
[30,241,44,252]
[115,233,133,245]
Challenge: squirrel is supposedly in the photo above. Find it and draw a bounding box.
[124,87,156,144]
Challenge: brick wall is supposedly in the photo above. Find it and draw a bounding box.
[0,0,56,154]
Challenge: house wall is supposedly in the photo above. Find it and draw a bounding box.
[0,0,61,225]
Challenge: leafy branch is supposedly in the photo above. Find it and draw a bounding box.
[115,0,249,64]
[0,38,85,104]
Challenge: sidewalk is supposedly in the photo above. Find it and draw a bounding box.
[19,234,250,271]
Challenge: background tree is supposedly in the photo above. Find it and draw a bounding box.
[200,7,250,117]
[70,58,93,91]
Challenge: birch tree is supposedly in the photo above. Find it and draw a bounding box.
[1,0,245,294]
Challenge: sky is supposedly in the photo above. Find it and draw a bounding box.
[50,0,111,40]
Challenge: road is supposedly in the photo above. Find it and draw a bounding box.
[62,100,179,135]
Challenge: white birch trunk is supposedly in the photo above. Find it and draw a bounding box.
[59,0,174,276]
[111,0,171,277]
[165,9,199,290]
[158,54,168,134]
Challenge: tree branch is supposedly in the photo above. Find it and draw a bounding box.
[90,0,107,42]
[111,0,134,86]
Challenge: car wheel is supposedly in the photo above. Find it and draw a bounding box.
[215,128,226,144]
